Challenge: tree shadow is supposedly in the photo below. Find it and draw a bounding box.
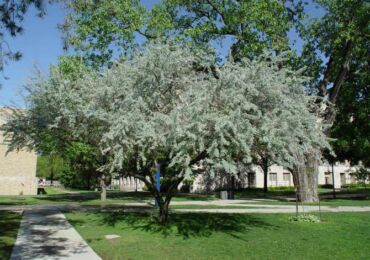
[10,209,95,259]
[35,191,153,204]
[90,210,277,240]
[0,211,22,259]
[235,188,297,202]
[174,193,216,201]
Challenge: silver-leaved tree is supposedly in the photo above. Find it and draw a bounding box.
[3,44,329,223]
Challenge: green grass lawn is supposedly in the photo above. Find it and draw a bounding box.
[0,211,21,260]
[0,187,368,208]
[65,211,370,260]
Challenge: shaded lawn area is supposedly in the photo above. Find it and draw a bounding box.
[65,211,370,260]
[235,188,370,207]
[0,188,215,206]
[0,211,21,260]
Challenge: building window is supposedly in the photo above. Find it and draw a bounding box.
[325,172,331,185]
[247,172,256,187]
[269,173,277,182]
[283,173,290,182]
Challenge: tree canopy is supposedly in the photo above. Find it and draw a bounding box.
[3,43,329,221]
[62,0,304,65]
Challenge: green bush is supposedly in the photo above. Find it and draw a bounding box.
[269,186,295,192]
[289,214,321,223]
[341,183,370,189]
[319,184,333,189]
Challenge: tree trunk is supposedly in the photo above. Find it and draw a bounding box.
[100,177,107,201]
[292,151,320,202]
[158,199,170,224]
[50,170,54,186]
[262,160,268,193]
[144,174,183,225]
[87,174,91,190]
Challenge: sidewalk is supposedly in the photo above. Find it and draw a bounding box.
[10,209,101,260]
[175,205,370,214]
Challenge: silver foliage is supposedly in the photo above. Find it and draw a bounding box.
[4,44,330,181]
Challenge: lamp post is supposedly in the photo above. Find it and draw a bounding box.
[331,163,336,199]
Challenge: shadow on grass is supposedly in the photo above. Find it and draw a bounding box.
[0,191,214,206]
[173,193,216,201]
[70,210,277,240]
[35,191,153,203]
[234,188,296,201]
[236,188,370,203]
[0,211,22,259]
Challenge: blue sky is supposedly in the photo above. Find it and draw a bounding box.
[0,0,323,107]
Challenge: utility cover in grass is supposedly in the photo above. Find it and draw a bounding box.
[105,234,121,240]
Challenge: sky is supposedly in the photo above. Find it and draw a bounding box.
[0,0,324,108]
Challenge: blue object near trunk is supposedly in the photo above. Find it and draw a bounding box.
[155,164,161,207]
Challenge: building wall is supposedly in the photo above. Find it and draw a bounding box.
[112,176,145,191]
[318,163,357,189]
[116,162,359,194]
[191,163,358,193]
[0,109,38,195]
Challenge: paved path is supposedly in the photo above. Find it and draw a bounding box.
[175,205,370,214]
[10,209,101,260]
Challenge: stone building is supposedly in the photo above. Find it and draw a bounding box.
[0,108,38,195]
[117,162,359,193]
[194,163,358,192]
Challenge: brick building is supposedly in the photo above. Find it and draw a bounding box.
[0,108,38,195]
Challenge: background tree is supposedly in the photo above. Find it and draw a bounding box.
[160,0,303,60]
[59,142,101,190]
[62,0,303,64]
[36,154,65,183]
[349,167,370,186]
[1,55,112,199]
[294,0,369,200]
[300,0,368,108]
[61,0,148,67]
[328,70,370,167]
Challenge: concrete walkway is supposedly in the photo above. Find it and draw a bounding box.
[10,209,101,260]
[175,205,370,214]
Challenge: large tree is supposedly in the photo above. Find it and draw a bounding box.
[327,58,370,167]
[295,0,369,200]
[61,0,325,202]
[12,43,326,223]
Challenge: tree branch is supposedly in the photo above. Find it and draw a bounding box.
[329,40,353,104]
[190,150,208,165]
